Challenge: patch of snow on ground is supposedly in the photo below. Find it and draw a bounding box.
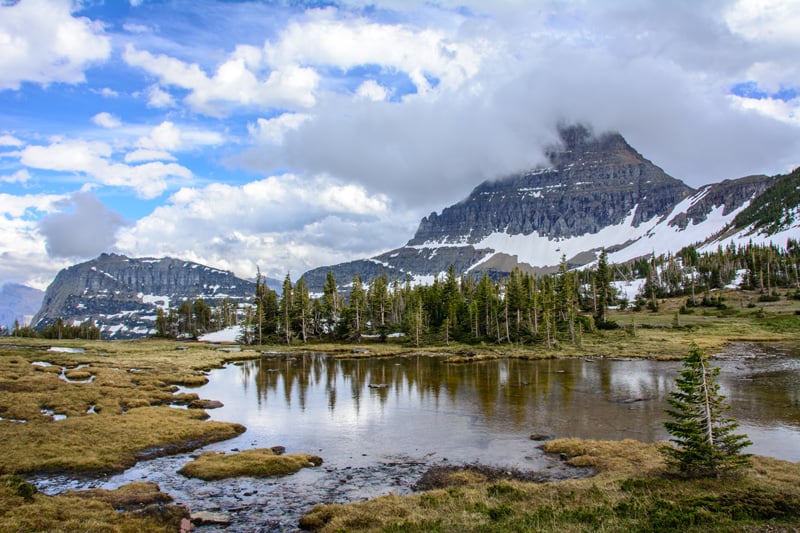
[727,269,747,289]
[611,279,645,303]
[198,326,242,343]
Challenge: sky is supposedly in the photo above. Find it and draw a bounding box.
[1,0,799,290]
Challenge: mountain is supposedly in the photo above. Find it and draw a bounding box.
[32,253,256,339]
[303,124,789,290]
[0,283,44,329]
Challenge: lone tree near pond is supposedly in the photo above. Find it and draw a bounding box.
[661,344,752,478]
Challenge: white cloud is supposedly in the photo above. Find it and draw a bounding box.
[729,94,800,126]
[0,169,31,184]
[356,80,388,102]
[91,112,122,129]
[0,191,73,287]
[146,84,175,108]
[20,139,191,199]
[137,121,182,151]
[248,113,312,144]
[726,0,800,46]
[0,135,23,147]
[263,11,485,96]
[116,174,413,279]
[124,44,320,115]
[0,0,110,90]
[98,87,119,98]
[135,121,224,152]
[124,149,176,163]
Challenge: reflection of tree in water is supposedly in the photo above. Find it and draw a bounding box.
[235,350,800,447]
[243,354,585,429]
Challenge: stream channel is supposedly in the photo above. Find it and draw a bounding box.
[33,343,800,532]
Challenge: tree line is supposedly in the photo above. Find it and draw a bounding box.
[241,240,800,346]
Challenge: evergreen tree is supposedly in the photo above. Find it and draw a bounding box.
[661,344,752,478]
[280,273,293,344]
[594,248,614,323]
[293,276,311,343]
[321,270,339,335]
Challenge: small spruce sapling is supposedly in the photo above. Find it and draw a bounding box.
[661,344,752,478]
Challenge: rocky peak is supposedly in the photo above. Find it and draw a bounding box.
[409,125,693,246]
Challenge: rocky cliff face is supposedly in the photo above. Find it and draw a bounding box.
[410,125,692,245]
[32,254,255,338]
[302,125,795,291]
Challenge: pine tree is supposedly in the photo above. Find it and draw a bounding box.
[661,344,752,478]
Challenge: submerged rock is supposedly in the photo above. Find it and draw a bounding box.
[188,399,224,409]
[190,510,232,525]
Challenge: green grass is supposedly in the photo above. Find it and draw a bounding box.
[300,439,800,532]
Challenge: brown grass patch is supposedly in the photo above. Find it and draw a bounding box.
[178,448,322,480]
[0,477,186,532]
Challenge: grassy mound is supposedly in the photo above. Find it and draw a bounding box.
[0,477,187,532]
[179,448,323,480]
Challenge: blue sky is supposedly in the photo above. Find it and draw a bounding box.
[1,0,799,288]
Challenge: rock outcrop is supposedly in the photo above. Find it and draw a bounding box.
[32,254,255,338]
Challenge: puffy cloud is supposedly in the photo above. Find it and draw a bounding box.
[356,80,388,102]
[248,113,312,145]
[20,139,192,199]
[116,174,416,279]
[0,134,23,147]
[38,191,128,259]
[729,95,800,127]
[235,0,800,208]
[263,11,486,96]
[124,44,320,115]
[135,121,224,152]
[0,191,71,287]
[0,0,110,90]
[91,112,122,129]
[146,85,175,108]
[725,0,800,46]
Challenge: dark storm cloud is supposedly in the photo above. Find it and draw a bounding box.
[39,192,129,259]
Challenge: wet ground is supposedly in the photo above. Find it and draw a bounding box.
[31,447,583,532]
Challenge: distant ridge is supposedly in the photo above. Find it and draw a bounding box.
[0,283,44,329]
[32,253,256,339]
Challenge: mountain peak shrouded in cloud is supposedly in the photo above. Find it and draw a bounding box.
[0,0,799,288]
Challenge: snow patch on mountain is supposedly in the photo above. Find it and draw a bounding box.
[609,201,752,264]
[469,208,647,268]
[705,206,800,251]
